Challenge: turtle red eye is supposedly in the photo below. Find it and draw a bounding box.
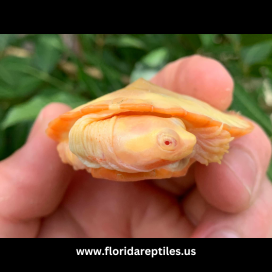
[157,130,178,151]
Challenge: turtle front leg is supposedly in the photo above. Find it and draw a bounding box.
[57,141,86,170]
[188,124,234,166]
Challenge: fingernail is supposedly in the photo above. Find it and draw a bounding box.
[223,145,258,196]
[206,229,240,238]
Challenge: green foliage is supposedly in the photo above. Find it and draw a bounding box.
[241,34,272,45]
[241,41,272,65]
[230,83,272,136]
[0,34,15,51]
[141,47,169,68]
[105,35,146,49]
[0,107,5,160]
[130,47,169,82]
[199,34,216,48]
[0,34,271,180]
[0,56,42,99]
[1,89,88,129]
[33,34,63,73]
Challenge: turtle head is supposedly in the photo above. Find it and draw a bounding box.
[112,115,196,172]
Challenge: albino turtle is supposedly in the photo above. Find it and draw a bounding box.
[46,78,253,181]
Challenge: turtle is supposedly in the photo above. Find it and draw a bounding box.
[46,78,254,182]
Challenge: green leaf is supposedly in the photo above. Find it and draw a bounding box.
[130,48,169,82]
[1,89,89,129]
[230,83,272,136]
[142,47,169,68]
[0,34,16,51]
[5,121,33,157]
[0,64,14,85]
[0,108,4,121]
[0,85,15,99]
[0,55,72,99]
[0,127,5,160]
[199,34,215,47]
[76,61,105,98]
[77,34,96,52]
[101,48,132,73]
[130,63,159,82]
[0,108,5,160]
[0,75,41,100]
[241,34,272,46]
[32,34,63,73]
[225,34,240,44]
[106,35,146,49]
[180,34,201,50]
[241,41,272,65]
[268,160,272,182]
[0,56,42,99]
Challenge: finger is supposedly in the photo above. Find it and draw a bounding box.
[0,103,74,225]
[182,187,209,226]
[151,54,234,110]
[191,178,272,238]
[0,217,39,238]
[195,122,272,213]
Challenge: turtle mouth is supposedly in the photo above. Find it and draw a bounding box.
[161,156,191,172]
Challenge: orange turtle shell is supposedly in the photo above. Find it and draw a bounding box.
[46,78,253,181]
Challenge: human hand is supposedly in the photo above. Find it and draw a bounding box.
[0,55,271,237]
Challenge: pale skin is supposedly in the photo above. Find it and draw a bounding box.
[0,55,271,238]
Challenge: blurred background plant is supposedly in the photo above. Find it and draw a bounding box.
[0,34,271,179]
